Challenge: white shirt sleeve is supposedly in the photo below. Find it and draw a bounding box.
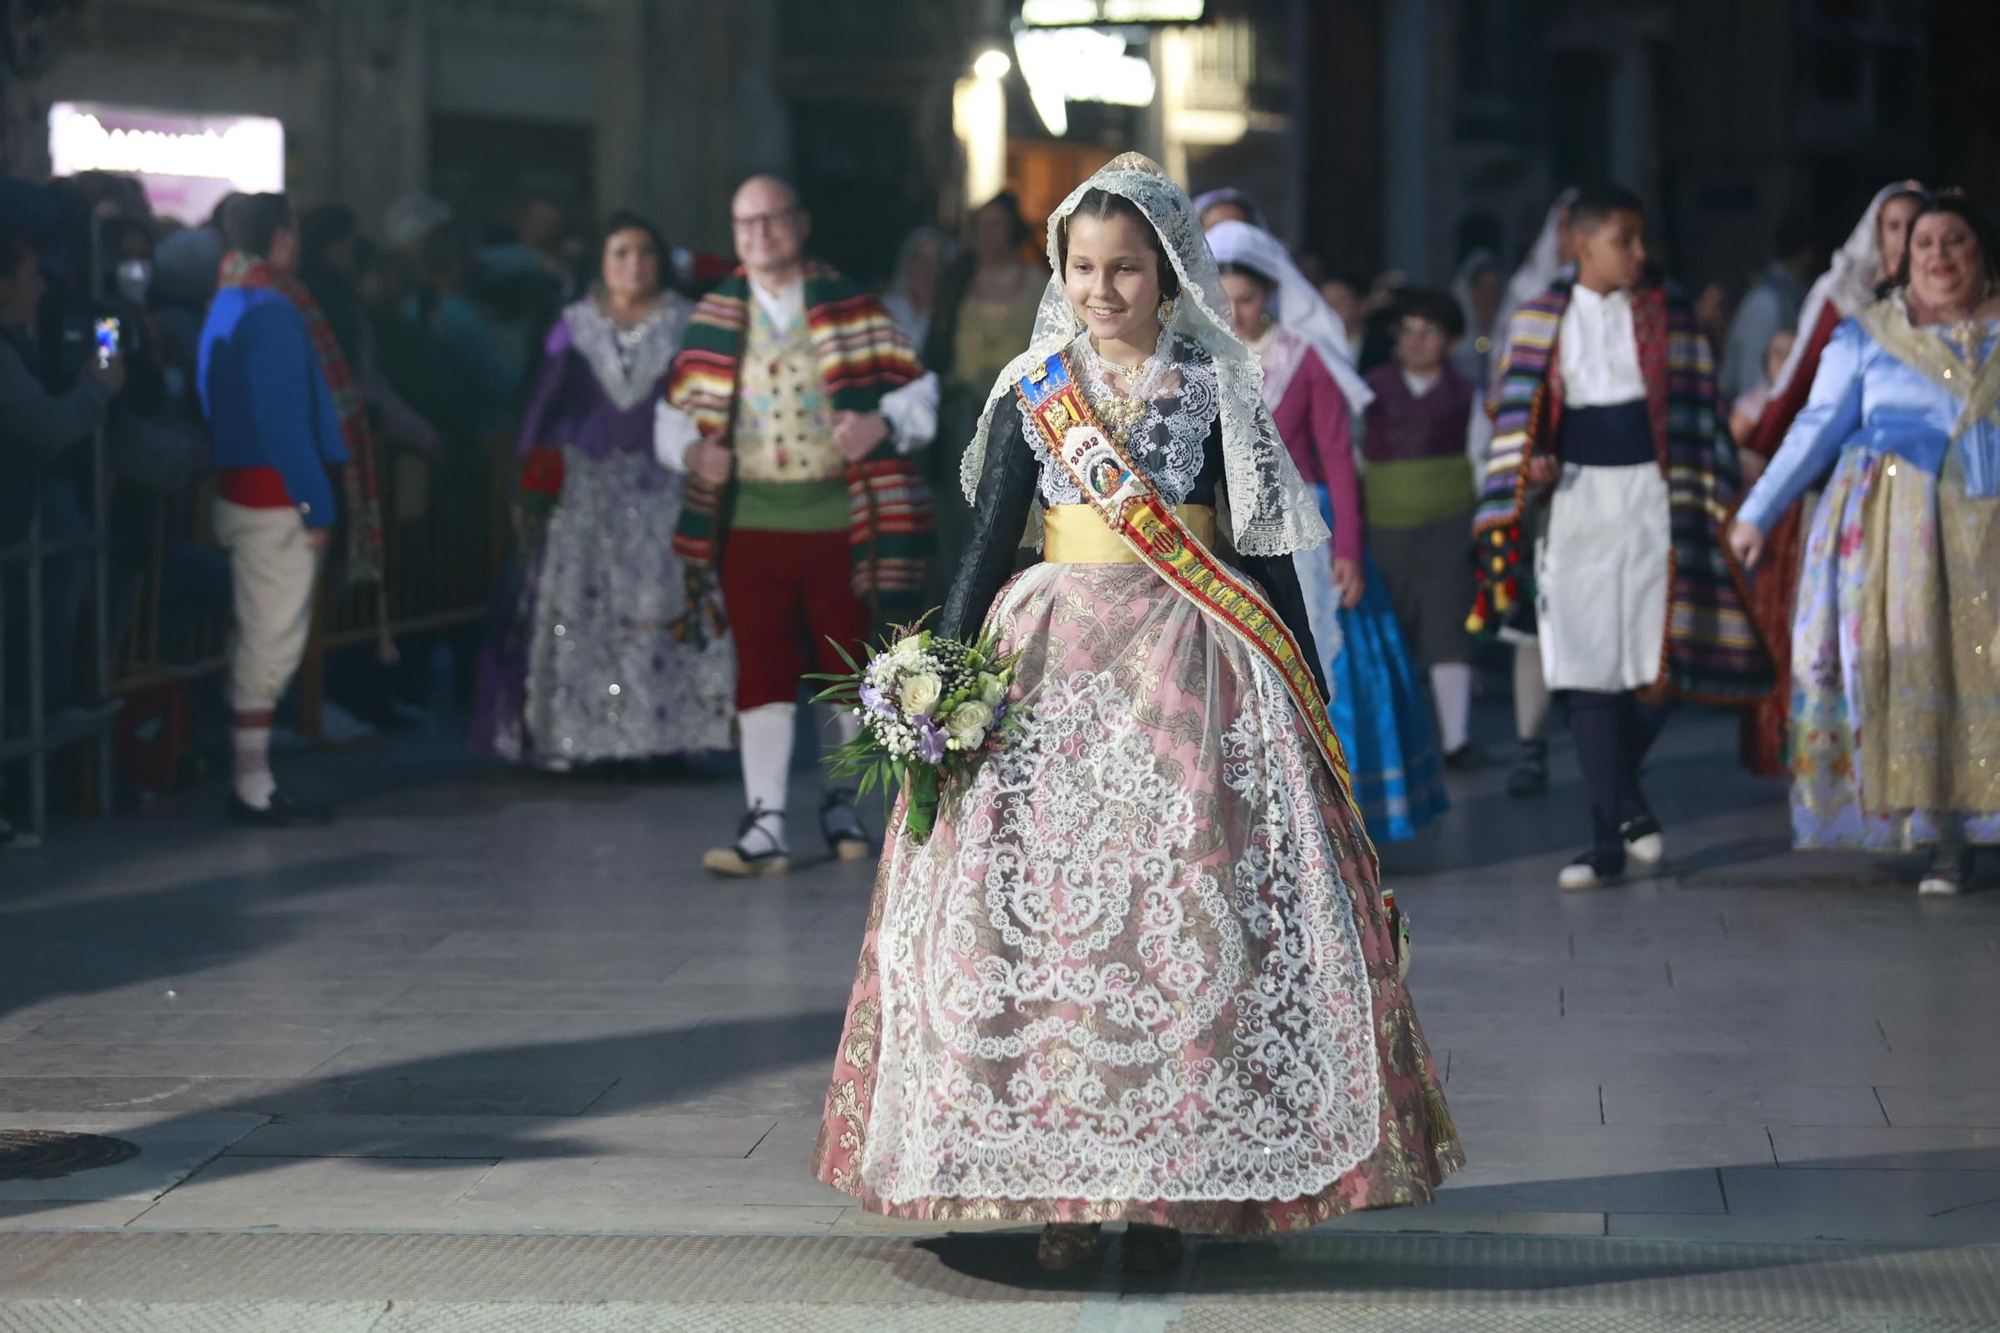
[878,371,940,455]
[653,400,703,472]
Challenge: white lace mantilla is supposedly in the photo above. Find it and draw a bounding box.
[961,152,1329,557]
[1021,331,1220,507]
[564,292,692,412]
[860,578,1380,1204]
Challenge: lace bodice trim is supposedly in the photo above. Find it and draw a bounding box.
[1015,330,1221,507]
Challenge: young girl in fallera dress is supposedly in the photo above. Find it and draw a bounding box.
[812,155,1460,1273]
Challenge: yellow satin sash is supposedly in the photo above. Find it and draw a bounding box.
[1044,503,1218,564]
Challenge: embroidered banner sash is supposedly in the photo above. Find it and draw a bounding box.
[1015,351,1371,846]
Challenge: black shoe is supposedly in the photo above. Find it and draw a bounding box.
[1443,742,1487,772]
[1618,814,1665,866]
[0,817,41,852]
[228,791,333,828]
[821,790,873,862]
[703,807,790,877]
[1557,846,1626,891]
[1506,739,1549,797]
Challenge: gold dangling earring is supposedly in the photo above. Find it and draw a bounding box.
[1157,295,1177,329]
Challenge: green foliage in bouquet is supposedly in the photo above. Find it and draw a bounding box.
[809,615,1028,842]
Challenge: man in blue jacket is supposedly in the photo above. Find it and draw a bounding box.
[199,194,346,826]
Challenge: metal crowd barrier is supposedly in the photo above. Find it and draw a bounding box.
[0,423,116,839]
[110,434,511,744]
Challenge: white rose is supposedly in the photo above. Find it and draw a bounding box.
[978,674,1006,706]
[893,631,931,655]
[898,672,942,716]
[946,700,994,747]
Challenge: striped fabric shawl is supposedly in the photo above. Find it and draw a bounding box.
[1473,270,1772,703]
[667,263,932,599]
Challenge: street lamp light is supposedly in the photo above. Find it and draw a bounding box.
[973,48,1012,82]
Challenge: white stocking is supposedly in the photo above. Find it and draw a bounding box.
[1429,662,1474,754]
[1513,640,1551,741]
[738,703,796,821]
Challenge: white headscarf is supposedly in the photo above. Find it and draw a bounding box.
[1191,186,1269,231]
[1206,218,1374,416]
[1763,179,1925,410]
[881,225,957,350]
[960,153,1328,558]
[1467,190,1574,470]
[1491,188,1577,395]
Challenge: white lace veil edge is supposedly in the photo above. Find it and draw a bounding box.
[958,152,1330,559]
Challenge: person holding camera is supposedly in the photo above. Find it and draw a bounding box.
[0,227,126,851]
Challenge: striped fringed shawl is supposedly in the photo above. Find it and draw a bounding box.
[667,263,932,600]
[1473,270,1772,703]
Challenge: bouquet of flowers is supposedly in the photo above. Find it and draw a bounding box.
[812,621,1026,843]
[516,445,566,539]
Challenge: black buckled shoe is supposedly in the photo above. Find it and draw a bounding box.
[820,790,873,862]
[228,791,333,828]
[704,807,790,878]
[1506,738,1549,796]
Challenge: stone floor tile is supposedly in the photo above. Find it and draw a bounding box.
[1876,1086,2000,1128]
[0,1200,157,1228]
[1716,1166,2000,1242]
[1308,1209,1608,1236]
[0,1078,281,1114]
[131,1155,501,1230]
[0,1113,265,1202]
[0,1043,350,1079]
[222,1113,776,1161]
[19,1013,372,1044]
[1601,1084,1888,1127]
[454,1153,848,1222]
[1770,1125,2000,1171]
[252,1074,621,1118]
[1434,1170,1725,1215]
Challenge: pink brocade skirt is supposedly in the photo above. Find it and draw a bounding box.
[811,562,1462,1233]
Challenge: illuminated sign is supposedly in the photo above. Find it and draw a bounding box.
[1014,26,1157,137]
[1022,0,1203,24]
[49,102,285,222]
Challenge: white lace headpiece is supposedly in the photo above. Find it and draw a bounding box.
[958,152,1329,558]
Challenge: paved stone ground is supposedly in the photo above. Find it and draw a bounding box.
[1,701,1997,1324]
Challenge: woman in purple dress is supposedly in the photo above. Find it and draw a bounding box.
[471,211,734,767]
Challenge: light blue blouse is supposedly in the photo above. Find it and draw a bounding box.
[1737,315,2000,534]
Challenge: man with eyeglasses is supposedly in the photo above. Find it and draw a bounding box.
[656,175,939,878]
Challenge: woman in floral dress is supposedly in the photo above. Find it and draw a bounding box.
[1730,193,2000,895]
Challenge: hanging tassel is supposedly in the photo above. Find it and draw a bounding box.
[1424,1083,1460,1156]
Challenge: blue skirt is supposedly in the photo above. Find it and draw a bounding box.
[1293,486,1449,842]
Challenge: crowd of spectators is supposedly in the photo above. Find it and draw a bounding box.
[0,170,592,845]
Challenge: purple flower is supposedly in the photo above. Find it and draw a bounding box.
[859,683,896,719]
[914,715,947,765]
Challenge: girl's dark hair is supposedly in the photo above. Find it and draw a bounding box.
[219,193,294,258]
[1394,287,1468,340]
[299,204,359,269]
[978,191,1032,249]
[1057,188,1180,299]
[597,208,668,276]
[1890,191,2000,291]
[1217,260,1276,291]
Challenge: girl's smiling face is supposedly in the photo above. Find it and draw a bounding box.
[1063,211,1164,351]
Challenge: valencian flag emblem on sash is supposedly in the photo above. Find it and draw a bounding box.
[1014,352,1374,860]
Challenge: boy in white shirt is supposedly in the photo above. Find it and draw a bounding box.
[1470,184,1769,889]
